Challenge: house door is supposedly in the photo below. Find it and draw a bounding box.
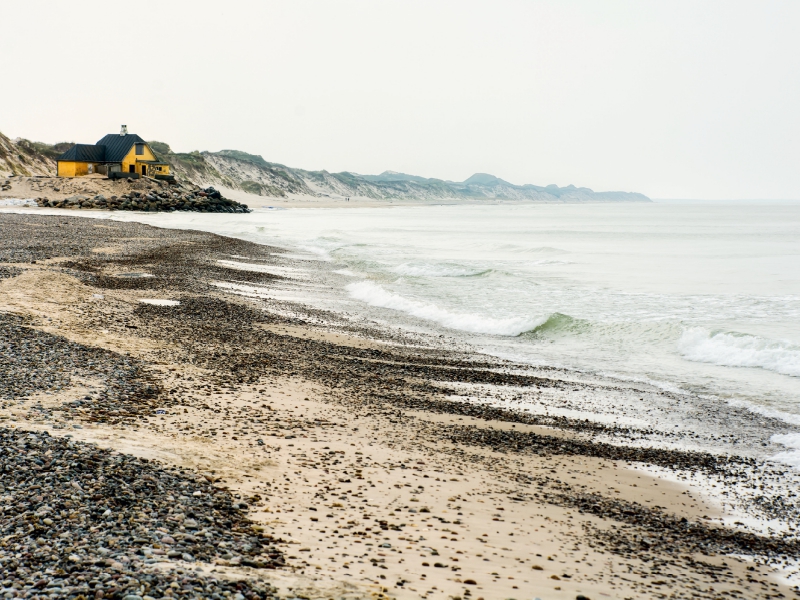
[142,165,147,176]
[129,165,135,173]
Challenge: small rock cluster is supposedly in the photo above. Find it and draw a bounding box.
[35,187,250,213]
[0,428,282,599]
[0,312,162,427]
[0,266,21,280]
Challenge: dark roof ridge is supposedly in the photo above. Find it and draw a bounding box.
[56,133,150,163]
[57,143,106,162]
[95,133,146,163]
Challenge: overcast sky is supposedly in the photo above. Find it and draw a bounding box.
[3,1,798,199]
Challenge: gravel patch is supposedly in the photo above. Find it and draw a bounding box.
[0,427,282,599]
[0,313,161,426]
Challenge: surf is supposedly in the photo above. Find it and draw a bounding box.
[345,280,544,336]
[678,327,800,378]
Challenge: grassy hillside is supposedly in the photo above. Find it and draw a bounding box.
[0,132,63,177]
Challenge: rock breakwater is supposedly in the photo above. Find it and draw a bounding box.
[35,186,250,213]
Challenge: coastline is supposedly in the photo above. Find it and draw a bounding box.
[0,176,649,211]
[1,212,799,599]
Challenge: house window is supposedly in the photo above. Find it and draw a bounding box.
[135,143,144,156]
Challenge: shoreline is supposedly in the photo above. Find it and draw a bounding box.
[0,176,656,211]
[1,212,799,599]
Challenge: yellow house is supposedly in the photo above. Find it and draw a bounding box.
[56,126,171,180]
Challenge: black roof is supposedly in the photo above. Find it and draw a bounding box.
[56,133,148,163]
[57,144,106,162]
[95,133,146,162]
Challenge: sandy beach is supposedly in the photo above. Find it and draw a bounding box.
[1,211,798,600]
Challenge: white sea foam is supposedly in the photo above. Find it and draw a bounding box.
[297,244,335,261]
[492,244,567,255]
[345,280,543,336]
[390,262,489,278]
[449,392,651,426]
[211,281,312,303]
[216,260,304,278]
[274,252,326,261]
[530,259,573,265]
[0,198,37,207]
[770,432,800,469]
[139,299,180,306]
[212,281,270,296]
[727,400,800,427]
[678,327,800,377]
[597,370,690,395]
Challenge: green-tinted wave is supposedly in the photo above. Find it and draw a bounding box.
[522,312,591,338]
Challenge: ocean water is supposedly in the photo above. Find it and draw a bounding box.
[232,203,800,408]
[26,201,800,462]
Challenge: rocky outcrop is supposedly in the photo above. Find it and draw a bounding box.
[36,185,250,213]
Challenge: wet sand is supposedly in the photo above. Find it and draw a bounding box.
[1,212,798,599]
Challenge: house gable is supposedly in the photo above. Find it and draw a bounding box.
[94,133,147,163]
[120,142,158,175]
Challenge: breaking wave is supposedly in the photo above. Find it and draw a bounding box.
[522,312,589,337]
[345,280,543,336]
[678,327,800,377]
[390,262,492,278]
[771,432,800,470]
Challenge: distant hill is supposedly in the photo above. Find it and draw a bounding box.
[165,150,651,202]
[0,129,650,202]
[462,173,510,186]
[360,171,444,185]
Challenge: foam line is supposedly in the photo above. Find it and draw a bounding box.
[346,280,543,336]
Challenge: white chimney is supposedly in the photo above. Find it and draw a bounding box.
[120,125,128,136]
